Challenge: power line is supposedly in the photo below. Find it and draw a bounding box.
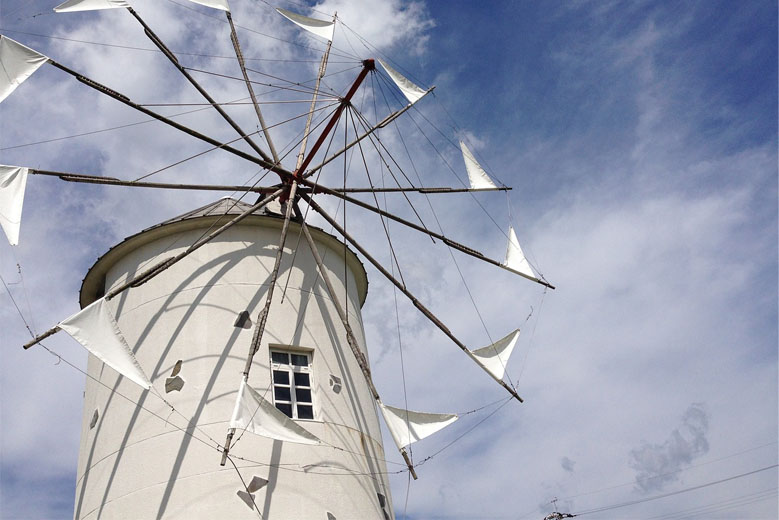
[573,464,778,517]
[0,28,352,63]
[0,96,252,150]
[643,487,778,520]
[164,0,358,62]
[557,441,778,502]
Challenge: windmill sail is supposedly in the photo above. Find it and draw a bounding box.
[0,165,28,245]
[58,298,152,389]
[471,329,520,380]
[53,0,129,12]
[460,141,498,190]
[230,379,321,445]
[503,226,536,279]
[277,8,334,41]
[185,0,230,11]
[0,36,49,103]
[379,403,458,450]
[377,58,428,104]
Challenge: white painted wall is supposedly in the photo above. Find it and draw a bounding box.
[73,213,393,520]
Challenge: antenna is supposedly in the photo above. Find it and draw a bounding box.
[543,498,576,520]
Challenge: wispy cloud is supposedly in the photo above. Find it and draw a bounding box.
[629,403,710,492]
[313,0,433,55]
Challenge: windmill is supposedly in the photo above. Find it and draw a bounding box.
[1,1,553,518]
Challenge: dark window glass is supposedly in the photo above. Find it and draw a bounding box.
[297,404,313,419]
[271,352,289,364]
[270,350,314,420]
[290,354,309,367]
[274,386,291,401]
[295,388,312,403]
[293,372,310,387]
[273,370,289,384]
[275,403,292,417]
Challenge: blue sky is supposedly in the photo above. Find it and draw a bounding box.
[1,0,777,519]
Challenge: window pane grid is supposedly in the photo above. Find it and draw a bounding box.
[270,349,313,420]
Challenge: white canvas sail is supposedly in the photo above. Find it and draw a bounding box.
[379,403,458,450]
[471,329,520,380]
[59,298,152,389]
[0,36,49,103]
[0,165,28,246]
[53,0,130,12]
[377,58,428,104]
[503,226,536,279]
[277,8,334,41]
[230,379,321,445]
[460,141,498,190]
[185,0,229,11]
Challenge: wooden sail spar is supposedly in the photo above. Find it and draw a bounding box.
[2,1,553,483]
[27,168,508,194]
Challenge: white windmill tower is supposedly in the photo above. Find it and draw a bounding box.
[2,1,553,519]
[69,197,394,519]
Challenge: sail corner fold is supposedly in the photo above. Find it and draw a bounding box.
[0,36,49,103]
[502,226,536,279]
[230,379,321,445]
[379,403,458,450]
[277,7,335,41]
[471,329,521,381]
[53,0,130,12]
[58,298,152,389]
[459,140,498,190]
[376,58,428,104]
[0,165,29,246]
[185,0,229,11]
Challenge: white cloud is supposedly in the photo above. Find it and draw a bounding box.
[312,0,433,55]
[629,403,710,492]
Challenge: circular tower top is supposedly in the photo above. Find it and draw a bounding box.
[79,196,368,309]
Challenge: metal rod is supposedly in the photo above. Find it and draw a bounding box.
[400,448,419,480]
[22,326,60,350]
[242,182,298,378]
[48,55,531,289]
[23,187,286,351]
[30,169,280,194]
[226,11,280,164]
[345,105,435,240]
[36,59,538,288]
[48,58,445,228]
[220,430,235,466]
[303,89,433,179]
[294,16,334,171]
[298,181,554,289]
[221,182,297,465]
[47,60,291,178]
[326,186,511,194]
[293,203,418,479]
[293,205,378,399]
[301,193,524,403]
[292,60,375,179]
[126,7,275,165]
[109,188,286,298]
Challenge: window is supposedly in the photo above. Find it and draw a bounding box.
[270,349,314,420]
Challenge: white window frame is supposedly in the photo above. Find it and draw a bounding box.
[269,346,315,421]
